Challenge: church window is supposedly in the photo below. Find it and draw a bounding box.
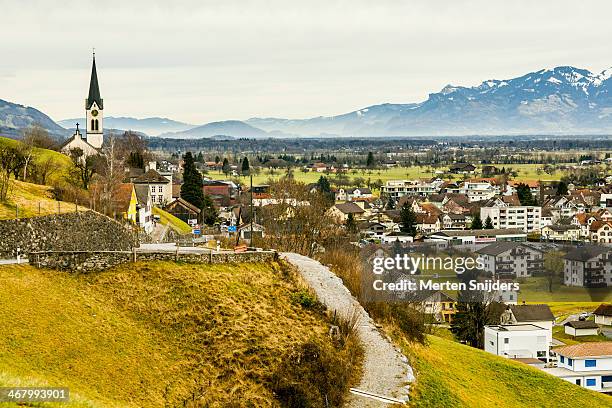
[91,119,95,130]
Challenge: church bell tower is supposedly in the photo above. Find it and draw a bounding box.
[85,51,103,149]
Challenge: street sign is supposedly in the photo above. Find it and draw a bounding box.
[193,229,201,235]
[228,225,237,232]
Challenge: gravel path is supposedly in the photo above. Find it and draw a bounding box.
[281,253,414,407]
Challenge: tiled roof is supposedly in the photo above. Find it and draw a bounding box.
[564,320,599,329]
[509,304,554,322]
[594,303,612,316]
[133,169,170,184]
[553,342,612,358]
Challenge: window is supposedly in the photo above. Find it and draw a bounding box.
[560,356,565,364]
[568,358,573,367]
[504,338,509,344]
[91,119,95,130]
[586,378,596,387]
[585,360,597,368]
[576,379,581,386]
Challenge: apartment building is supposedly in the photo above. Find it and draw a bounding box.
[481,198,542,233]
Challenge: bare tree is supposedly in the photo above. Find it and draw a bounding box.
[68,148,98,189]
[98,134,126,215]
[0,146,24,201]
[544,250,564,292]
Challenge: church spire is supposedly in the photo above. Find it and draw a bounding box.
[86,51,103,110]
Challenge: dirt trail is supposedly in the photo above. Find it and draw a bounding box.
[281,252,413,407]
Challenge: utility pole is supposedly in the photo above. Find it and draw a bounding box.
[250,173,254,248]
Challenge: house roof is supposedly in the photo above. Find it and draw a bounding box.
[594,303,612,316]
[563,244,610,262]
[134,184,150,206]
[589,220,612,232]
[165,197,201,214]
[416,213,439,225]
[564,320,599,329]
[335,202,365,214]
[431,228,524,237]
[476,242,524,256]
[112,183,134,213]
[509,304,554,322]
[544,224,579,232]
[133,169,170,184]
[553,342,612,358]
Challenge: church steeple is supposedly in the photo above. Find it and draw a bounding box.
[86,52,103,110]
[85,50,104,149]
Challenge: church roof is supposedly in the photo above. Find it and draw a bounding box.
[86,55,103,110]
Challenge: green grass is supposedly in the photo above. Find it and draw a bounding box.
[204,163,571,188]
[519,277,612,303]
[0,136,73,186]
[0,179,87,220]
[395,332,611,407]
[152,206,192,234]
[0,261,355,406]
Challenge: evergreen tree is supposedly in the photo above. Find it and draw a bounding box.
[345,213,358,234]
[399,202,417,237]
[471,214,483,230]
[201,193,218,226]
[180,152,204,210]
[222,158,230,175]
[556,181,568,196]
[196,152,204,162]
[516,183,537,206]
[316,176,331,193]
[241,157,250,175]
[386,196,396,210]
[484,215,494,229]
[366,151,375,168]
[214,155,220,164]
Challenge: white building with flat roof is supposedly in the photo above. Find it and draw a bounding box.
[484,324,550,362]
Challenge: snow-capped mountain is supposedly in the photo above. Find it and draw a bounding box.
[247,66,612,136]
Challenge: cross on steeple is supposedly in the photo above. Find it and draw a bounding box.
[76,122,80,132]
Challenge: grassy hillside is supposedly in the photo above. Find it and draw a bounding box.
[0,136,73,186]
[0,261,360,407]
[0,179,87,219]
[152,206,192,234]
[394,331,611,407]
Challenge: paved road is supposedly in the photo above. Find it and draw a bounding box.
[282,252,413,407]
[0,258,29,265]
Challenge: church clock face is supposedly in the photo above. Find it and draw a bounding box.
[91,109,98,117]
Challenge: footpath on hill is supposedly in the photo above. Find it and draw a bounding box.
[281,252,413,407]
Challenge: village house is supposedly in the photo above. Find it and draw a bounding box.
[480,197,542,233]
[476,242,544,278]
[594,304,612,326]
[439,213,468,230]
[132,169,173,206]
[544,342,612,393]
[134,184,153,234]
[335,187,373,202]
[428,228,527,246]
[203,179,238,207]
[448,163,476,174]
[589,220,612,244]
[459,181,497,202]
[111,183,138,224]
[540,224,581,242]
[484,324,550,361]
[164,198,201,224]
[564,321,600,337]
[418,291,457,323]
[564,245,612,288]
[327,202,367,222]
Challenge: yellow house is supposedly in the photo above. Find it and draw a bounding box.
[112,183,138,223]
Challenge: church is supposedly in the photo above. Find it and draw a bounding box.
[61,53,105,156]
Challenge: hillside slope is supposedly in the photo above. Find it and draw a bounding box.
[395,331,610,407]
[0,261,360,407]
[0,180,87,220]
[0,99,66,138]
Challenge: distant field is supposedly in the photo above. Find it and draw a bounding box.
[205,163,571,188]
[396,332,611,407]
[0,180,87,220]
[0,261,355,406]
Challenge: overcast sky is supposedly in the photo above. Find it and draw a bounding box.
[1,0,611,124]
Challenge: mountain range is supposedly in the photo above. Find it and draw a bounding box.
[1,65,611,139]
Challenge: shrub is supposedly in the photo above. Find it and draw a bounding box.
[291,289,319,309]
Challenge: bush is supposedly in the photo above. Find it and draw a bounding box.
[291,289,319,309]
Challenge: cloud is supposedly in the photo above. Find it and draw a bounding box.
[0,0,610,123]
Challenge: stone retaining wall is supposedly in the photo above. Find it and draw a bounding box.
[0,211,135,258]
[29,250,277,272]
